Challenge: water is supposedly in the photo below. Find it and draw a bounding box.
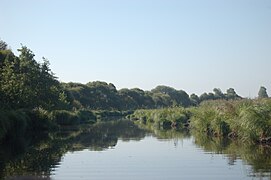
[52,137,248,180]
[1,120,271,179]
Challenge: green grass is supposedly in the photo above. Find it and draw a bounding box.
[130,99,271,144]
[190,99,271,143]
[130,107,191,129]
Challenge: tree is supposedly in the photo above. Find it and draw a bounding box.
[0,39,7,50]
[225,88,241,100]
[199,92,215,102]
[176,90,191,107]
[0,45,64,109]
[213,88,225,99]
[258,86,268,99]
[190,93,200,106]
[151,86,191,107]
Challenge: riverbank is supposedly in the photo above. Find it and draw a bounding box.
[129,98,271,145]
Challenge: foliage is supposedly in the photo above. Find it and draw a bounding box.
[0,44,67,110]
[62,82,122,110]
[258,86,268,99]
[151,85,191,107]
[130,107,190,129]
[191,99,271,143]
[0,110,29,141]
[199,88,241,102]
[0,39,7,50]
[51,110,80,126]
[1,39,267,146]
[190,93,200,106]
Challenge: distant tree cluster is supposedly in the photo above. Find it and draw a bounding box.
[62,82,245,110]
[63,83,192,110]
[196,88,242,105]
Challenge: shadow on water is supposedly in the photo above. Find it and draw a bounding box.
[0,119,147,179]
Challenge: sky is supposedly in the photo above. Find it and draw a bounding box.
[1,0,271,97]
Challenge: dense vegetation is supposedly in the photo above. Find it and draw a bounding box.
[129,108,191,129]
[63,82,242,110]
[191,99,271,143]
[130,99,271,144]
[1,39,271,179]
[1,39,270,145]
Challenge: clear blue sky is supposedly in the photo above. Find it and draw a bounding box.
[2,0,271,97]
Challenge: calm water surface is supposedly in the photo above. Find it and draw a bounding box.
[1,120,271,180]
[52,136,251,180]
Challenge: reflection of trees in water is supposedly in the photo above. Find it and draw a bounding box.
[140,123,271,178]
[0,120,147,179]
[192,130,271,178]
[2,120,271,179]
[70,120,146,151]
[137,122,191,149]
[136,122,190,140]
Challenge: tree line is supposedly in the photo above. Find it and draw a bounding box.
[63,82,243,110]
[1,39,269,112]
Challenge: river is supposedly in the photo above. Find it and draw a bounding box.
[1,120,271,179]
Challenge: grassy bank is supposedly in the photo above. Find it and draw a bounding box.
[129,107,191,129]
[130,99,271,144]
[191,99,271,143]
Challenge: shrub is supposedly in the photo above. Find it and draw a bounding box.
[131,107,190,129]
[0,110,29,141]
[51,110,80,126]
[77,110,97,124]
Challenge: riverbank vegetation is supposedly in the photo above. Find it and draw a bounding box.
[191,99,271,143]
[1,39,271,145]
[129,108,191,129]
[130,99,271,144]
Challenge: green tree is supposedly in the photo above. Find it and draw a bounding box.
[190,93,200,106]
[213,88,225,99]
[151,86,191,107]
[225,88,241,100]
[199,92,215,102]
[258,86,268,99]
[0,39,7,50]
[118,88,153,109]
[0,45,64,109]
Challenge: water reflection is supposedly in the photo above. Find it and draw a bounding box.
[0,120,147,179]
[191,130,271,177]
[147,126,271,179]
[1,120,271,179]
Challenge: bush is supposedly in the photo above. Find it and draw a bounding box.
[131,107,190,129]
[25,108,57,131]
[77,110,97,124]
[0,110,29,141]
[51,110,80,126]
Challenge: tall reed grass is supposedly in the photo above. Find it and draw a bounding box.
[130,107,190,129]
[191,99,271,143]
